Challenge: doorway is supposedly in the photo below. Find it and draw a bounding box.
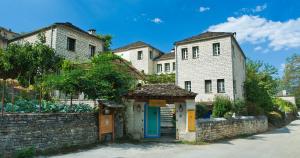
[144,104,160,138]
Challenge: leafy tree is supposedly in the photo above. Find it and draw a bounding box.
[97,34,112,51]
[245,59,279,112]
[282,54,300,107]
[212,95,233,117]
[146,73,175,84]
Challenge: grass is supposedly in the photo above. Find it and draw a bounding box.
[13,147,35,158]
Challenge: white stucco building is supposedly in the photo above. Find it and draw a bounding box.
[9,22,104,62]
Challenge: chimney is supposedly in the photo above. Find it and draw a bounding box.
[88,29,96,35]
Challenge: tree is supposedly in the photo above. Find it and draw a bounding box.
[282,54,300,107]
[244,59,279,113]
[145,73,175,84]
[97,34,112,51]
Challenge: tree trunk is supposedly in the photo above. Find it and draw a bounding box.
[1,80,6,116]
[70,94,73,106]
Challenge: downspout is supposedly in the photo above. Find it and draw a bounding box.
[175,45,178,86]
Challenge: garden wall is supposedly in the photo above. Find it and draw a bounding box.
[196,116,268,142]
[0,113,98,155]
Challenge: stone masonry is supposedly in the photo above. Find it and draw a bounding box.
[196,116,268,142]
[0,113,98,155]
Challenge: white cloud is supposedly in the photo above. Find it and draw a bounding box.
[199,7,210,12]
[151,18,163,24]
[253,4,267,12]
[208,15,300,51]
[254,46,262,51]
[236,4,267,14]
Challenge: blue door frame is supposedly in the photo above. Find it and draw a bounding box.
[144,103,160,138]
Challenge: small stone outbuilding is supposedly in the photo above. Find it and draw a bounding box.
[124,84,197,141]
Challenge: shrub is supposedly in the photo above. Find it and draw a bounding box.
[14,147,35,158]
[196,103,210,119]
[246,101,264,116]
[212,96,233,117]
[224,111,234,119]
[267,111,284,127]
[233,99,247,116]
[272,98,297,113]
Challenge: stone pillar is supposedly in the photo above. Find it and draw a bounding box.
[175,102,186,140]
[124,99,135,137]
[132,102,145,140]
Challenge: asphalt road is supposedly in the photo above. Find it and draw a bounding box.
[51,119,300,158]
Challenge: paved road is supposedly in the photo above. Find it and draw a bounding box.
[52,119,300,158]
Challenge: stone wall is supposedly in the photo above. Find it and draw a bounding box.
[196,116,268,142]
[0,113,98,155]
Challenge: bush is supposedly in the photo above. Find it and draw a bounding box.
[224,111,234,119]
[196,103,210,119]
[246,101,265,116]
[212,96,233,117]
[267,111,284,127]
[272,98,297,113]
[233,99,247,116]
[14,147,35,158]
[4,99,94,113]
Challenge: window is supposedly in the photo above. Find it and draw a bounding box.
[137,51,143,60]
[192,46,199,59]
[89,45,96,57]
[173,62,176,71]
[185,81,191,92]
[157,64,162,73]
[149,51,153,59]
[165,63,170,72]
[213,43,220,56]
[217,79,225,93]
[181,48,188,60]
[205,80,212,93]
[233,80,237,94]
[67,37,76,51]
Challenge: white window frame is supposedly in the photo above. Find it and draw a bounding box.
[157,64,162,73]
[137,51,143,60]
[192,46,199,59]
[172,62,176,71]
[213,43,220,56]
[165,63,170,72]
[181,48,188,60]
[89,44,96,57]
[185,81,191,92]
[217,79,225,93]
[205,80,212,93]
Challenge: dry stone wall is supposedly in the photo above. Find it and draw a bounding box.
[196,116,268,142]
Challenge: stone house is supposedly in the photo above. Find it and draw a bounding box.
[114,32,246,103]
[9,22,104,62]
[175,32,246,103]
[0,26,18,49]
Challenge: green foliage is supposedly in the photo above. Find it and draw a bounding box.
[267,111,284,127]
[96,34,112,51]
[246,101,265,116]
[245,59,279,113]
[145,73,175,84]
[212,96,233,117]
[14,147,35,158]
[4,99,93,113]
[196,103,209,119]
[272,98,297,113]
[282,53,300,107]
[233,99,248,116]
[0,42,63,87]
[224,111,234,119]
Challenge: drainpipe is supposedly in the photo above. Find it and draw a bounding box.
[175,45,178,86]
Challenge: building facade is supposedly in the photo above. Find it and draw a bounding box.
[114,32,246,103]
[0,27,18,49]
[175,32,246,102]
[9,22,104,62]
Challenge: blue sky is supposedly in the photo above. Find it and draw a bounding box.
[1,0,299,76]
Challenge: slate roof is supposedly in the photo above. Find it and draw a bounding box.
[113,41,164,54]
[174,32,234,45]
[126,84,197,98]
[9,22,102,42]
[154,52,175,61]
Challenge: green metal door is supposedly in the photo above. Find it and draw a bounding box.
[145,105,160,138]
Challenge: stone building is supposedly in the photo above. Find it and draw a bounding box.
[175,32,246,103]
[114,32,246,103]
[9,22,104,62]
[0,26,18,49]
